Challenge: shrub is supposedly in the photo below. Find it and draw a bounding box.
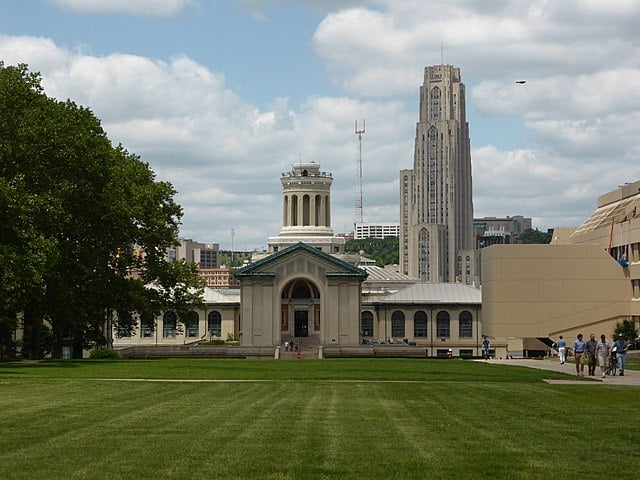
[89,348,120,359]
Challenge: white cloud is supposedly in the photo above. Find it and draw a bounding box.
[0,33,412,248]
[313,1,640,95]
[0,34,72,68]
[309,0,640,229]
[4,0,640,246]
[47,0,197,16]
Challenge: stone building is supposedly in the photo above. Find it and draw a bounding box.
[400,64,475,284]
[113,162,487,358]
[235,242,367,348]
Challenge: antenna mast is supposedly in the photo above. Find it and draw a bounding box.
[354,119,365,225]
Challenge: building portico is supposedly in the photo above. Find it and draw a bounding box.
[234,242,367,347]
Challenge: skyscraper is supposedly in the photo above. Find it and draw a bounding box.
[400,65,475,283]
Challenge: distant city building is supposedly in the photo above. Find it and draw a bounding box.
[400,64,475,284]
[199,267,241,288]
[168,239,219,269]
[335,232,355,241]
[473,215,532,248]
[354,222,400,240]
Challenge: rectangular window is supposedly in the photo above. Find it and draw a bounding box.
[186,324,199,338]
[459,349,473,359]
[436,321,450,338]
[116,325,132,338]
[459,321,473,338]
[163,326,176,338]
[414,323,427,338]
[391,324,405,338]
[141,322,153,338]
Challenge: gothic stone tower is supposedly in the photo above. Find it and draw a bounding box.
[400,65,474,283]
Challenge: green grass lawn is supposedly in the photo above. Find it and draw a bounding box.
[0,358,638,480]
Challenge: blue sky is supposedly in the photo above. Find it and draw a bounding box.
[2,0,639,250]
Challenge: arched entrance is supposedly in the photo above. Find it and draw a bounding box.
[281,278,321,343]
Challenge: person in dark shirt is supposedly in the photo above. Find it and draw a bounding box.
[612,334,630,376]
[482,336,490,360]
[585,333,598,376]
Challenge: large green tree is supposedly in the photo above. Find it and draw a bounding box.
[0,63,203,358]
[346,237,399,267]
[613,319,638,346]
[520,228,552,244]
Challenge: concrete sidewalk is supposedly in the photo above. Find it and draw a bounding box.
[483,357,640,386]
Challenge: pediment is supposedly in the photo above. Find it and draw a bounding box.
[234,242,367,279]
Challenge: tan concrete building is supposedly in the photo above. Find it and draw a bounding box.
[482,180,640,351]
[168,239,219,268]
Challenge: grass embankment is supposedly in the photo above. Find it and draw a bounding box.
[0,358,638,480]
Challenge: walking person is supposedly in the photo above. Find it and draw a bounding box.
[596,334,610,379]
[573,333,586,376]
[612,334,630,376]
[557,335,567,364]
[482,336,490,360]
[585,333,598,376]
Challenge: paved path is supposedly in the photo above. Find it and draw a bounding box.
[484,357,640,386]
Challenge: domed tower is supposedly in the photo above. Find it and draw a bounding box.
[267,162,345,254]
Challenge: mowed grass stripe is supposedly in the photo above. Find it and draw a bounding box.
[1,359,639,479]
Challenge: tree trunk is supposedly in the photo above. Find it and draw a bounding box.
[22,304,43,360]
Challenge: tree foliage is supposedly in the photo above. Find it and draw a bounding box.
[0,63,203,358]
[613,319,638,345]
[346,237,399,267]
[520,228,552,244]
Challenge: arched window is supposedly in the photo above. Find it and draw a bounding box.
[303,194,310,226]
[163,311,177,338]
[315,194,321,226]
[459,311,473,338]
[414,311,427,337]
[116,311,134,338]
[282,279,320,299]
[140,317,153,338]
[186,311,199,338]
[208,311,222,338]
[430,86,441,120]
[418,228,429,281]
[361,311,374,337]
[427,126,439,223]
[291,194,298,226]
[324,195,331,227]
[283,195,289,226]
[436,311,450,338]
[391,311,405,338]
